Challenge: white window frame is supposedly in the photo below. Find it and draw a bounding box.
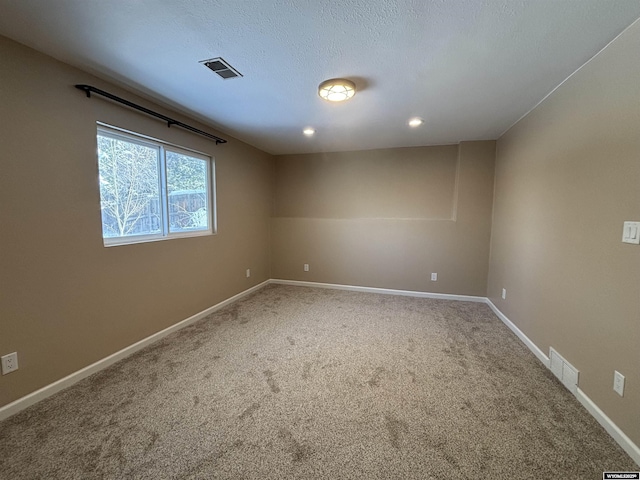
[97,124,216,247]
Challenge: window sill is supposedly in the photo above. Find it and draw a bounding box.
[103,229,215,247]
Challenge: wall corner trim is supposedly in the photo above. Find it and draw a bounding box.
[0,280,270,422]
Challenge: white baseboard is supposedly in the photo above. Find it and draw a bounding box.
[2,278,638,467]
[575,388,640,466]
[0,280,270,422]
[270,279,487,303]
[485,299,550,368]
[486,299,639,467]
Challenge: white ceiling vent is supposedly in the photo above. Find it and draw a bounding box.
[200,57,243,79]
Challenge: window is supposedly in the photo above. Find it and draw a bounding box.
[96,126,214,246]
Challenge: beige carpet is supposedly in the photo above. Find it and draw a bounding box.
[0,284,637,479]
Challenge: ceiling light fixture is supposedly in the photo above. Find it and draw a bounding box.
[318,78,356,102]
[303,127,315,136]
[408,117,424,127]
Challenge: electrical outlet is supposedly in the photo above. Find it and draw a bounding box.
[246,268,251,278]
[1,352,18,375]
[613,371,625,396]
[501,288,507,300]
[303,264,309,272]
[431,273,437,281]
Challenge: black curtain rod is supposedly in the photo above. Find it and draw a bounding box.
[75,84,227,145]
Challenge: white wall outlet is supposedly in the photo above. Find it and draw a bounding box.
[1,352,18,375]
[613,371,625,396]
[246,268,251,278]
[501,288,507,300]
[430,273,437,281]
[303,264,309,272]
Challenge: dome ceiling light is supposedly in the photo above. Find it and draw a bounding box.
[318,78,356,102]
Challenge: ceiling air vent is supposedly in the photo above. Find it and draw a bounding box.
[200,57,243,79]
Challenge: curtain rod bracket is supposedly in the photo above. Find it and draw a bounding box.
[75,84,227,145]
[78,85,92,98]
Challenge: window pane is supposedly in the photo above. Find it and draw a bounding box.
[166,151,209,233]
[97,134,161,238]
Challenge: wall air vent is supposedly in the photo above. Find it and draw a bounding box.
[200,57,243,79]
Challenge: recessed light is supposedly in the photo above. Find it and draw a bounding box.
[408,117,424,127]
[303,127,315,136]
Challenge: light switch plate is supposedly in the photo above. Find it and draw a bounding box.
[613,371,625,396]
[622,221,640,244]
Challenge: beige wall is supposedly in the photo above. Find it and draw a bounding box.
[272,141,495,296]
[5,17,636,452]
[0,36,273,408]
[488,22,640,445]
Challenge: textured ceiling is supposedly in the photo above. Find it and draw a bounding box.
[1,1,639,155]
